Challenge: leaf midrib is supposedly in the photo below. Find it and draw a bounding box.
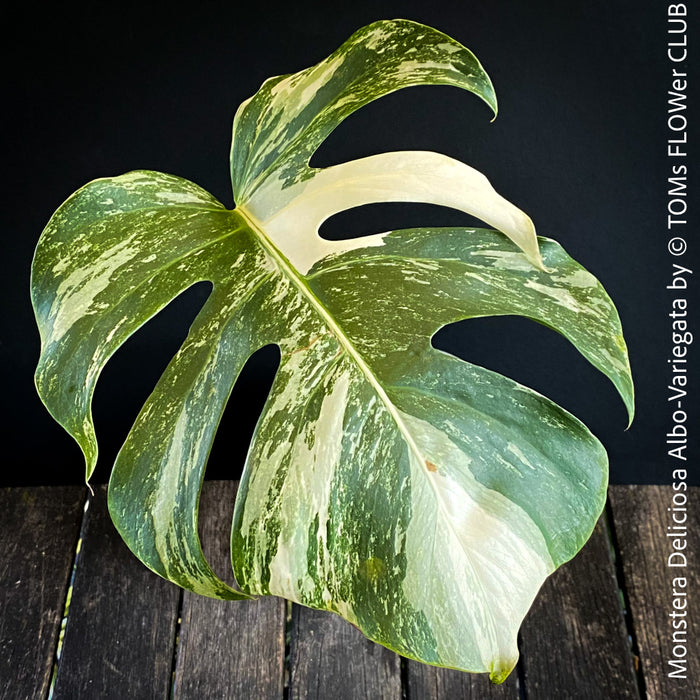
[237,205,547,649]
[235,206,431,471]
[235,205,493,591]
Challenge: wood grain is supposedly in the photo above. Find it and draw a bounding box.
[289,604,402,700]
[7,482,698,699]
[51,485,180,699]
[609,485,700,700]
[0,486,85,700]
[519,515,640,699]
[173,480,285,699]
[406,660,520,699]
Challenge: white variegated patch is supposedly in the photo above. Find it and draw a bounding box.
[245,151,543,273]
[398,411,552,675]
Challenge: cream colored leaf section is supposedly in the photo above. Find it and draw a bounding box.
[244,151,543,273]
[398,411,553,679]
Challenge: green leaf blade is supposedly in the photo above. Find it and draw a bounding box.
[231,19,497,203]
[230,224,629,677]
[386,349,609,567]
[31,171,235,478]
[108,240,276,598]
[231,327,562,679]
[306,226,634,422]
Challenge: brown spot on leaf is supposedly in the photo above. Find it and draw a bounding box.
[426,460,438,472]
[290,335,323,355]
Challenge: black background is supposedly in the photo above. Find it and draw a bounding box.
[3,1,697,486]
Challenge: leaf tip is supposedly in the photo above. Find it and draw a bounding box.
[614,337,635,428]
[530,253,552,273]
[499,208,545,273]
[523,235,548,273]
[488,659,516,685]
[475,55,498,120]
[623,390,636,430]
[34,363,100,485]
[488,94,498,122]
[81,433,99,484]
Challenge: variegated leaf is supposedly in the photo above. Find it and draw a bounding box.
[232,19,544,269]
[31,19,633,681]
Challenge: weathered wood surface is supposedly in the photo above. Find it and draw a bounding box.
[289,604,402,700]
[609,485,700,700]
[519,514,640,699]
[1,484,697,699]
[51,486,181,699]
[0,486,84,700]
[173,481,286,699]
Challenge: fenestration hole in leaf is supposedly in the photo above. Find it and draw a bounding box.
[205,344,281,482]
[318,202,482,241]
[431,315,619,433]
[91,281,213,484]
[308,83,492,172]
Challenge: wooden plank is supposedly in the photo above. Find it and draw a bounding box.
[518,515,640,699]
[0,486,85,700]
[51,485,180,699]
[173,480,285,699]
[289,604,402,700]
[406,660,520,699]
[609,485,700,700]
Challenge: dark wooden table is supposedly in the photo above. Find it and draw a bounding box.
[1,483,697,699]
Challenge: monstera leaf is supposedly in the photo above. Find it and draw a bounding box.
[31,20,633,682]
